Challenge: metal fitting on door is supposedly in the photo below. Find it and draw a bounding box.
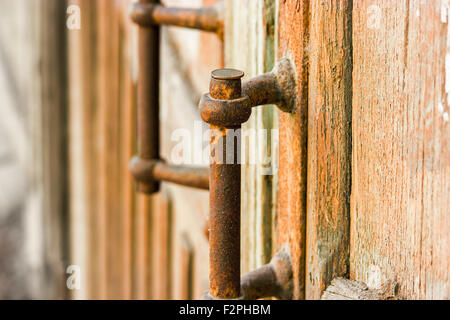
[200,58,297,125]
[200,58,296,300]
[129,157,209,190]
[203,69,247,299]
[130,0,211,194]
[135,0,160,194]
[240,250,293,300]
[129,0,224,38]
[202,249,293,300]
[130,0,295,297]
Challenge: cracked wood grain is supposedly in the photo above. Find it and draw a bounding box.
[306,0,353,299]
[351,1,449,299]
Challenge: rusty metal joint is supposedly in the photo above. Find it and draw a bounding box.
[199,59,297,127]
[130,156,209,190]
[241,250,293,300]
[202,250,293,300]
[200,63,297,300]
[129,1,224,38]
[242,58,297,113]
[200,94,252,127]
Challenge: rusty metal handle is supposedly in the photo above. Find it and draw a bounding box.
[130,157,209,190]
[199,59,296,300]
[131,0,295,298]
[200,59,297,128]
[129,1,224,38]
[136,0,160,194]
[205,69,249,299]
[131,0,214,193]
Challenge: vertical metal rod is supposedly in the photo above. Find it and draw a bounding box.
[137,0,160,194]
[208,70,244,299]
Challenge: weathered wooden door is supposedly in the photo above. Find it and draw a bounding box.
[68,0,449,300]
[274,0,448,299]
[230,0,448,300]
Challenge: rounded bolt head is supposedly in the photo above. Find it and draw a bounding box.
[211,68,244,80]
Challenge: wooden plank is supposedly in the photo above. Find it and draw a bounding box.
[177,234,194,300]
[118,0,135,299]
[305,0,353,299]
[67,0,100,299]
[151,193,173,299]
[133,194,151,299]
[225,0,277,276]
[97,0,123,298]
[351,1,449,299]
[277,0,309,300]
[68,0,138,299]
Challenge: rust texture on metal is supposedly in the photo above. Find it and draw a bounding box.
[200,59,297,128]
[129,1,224,37]
[202,70,244,299]
[136,0,160,194]
[241,250,293,300]
[202,250,293,300]
[199,94,252,127]
[242,58,297,113]
[199,62,298,299]
[130,156,209,190]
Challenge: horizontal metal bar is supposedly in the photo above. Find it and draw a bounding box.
[242,58,297,113]
[129,2,223,36]
[130,156,209,190]
[153,162,209,190]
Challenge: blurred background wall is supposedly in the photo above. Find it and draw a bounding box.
[0,0,221,300]
[67,0,220,299]
[0,0,68,299]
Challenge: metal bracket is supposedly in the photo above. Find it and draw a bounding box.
[129,0,297,299]
[202,250,293,300]
[199,59,297,299]
[129,0,224,38]
[129,157,209,190]
[130,0,219,194]
[200,58,298,127]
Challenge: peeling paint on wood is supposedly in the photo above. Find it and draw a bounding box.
[351,1,450,299]
[278,0,309,300]
[225,0,277,275]
[306,0,353,299]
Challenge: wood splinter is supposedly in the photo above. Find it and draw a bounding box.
[321,278,399,300]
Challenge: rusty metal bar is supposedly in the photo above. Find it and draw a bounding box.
[202,69,252,299]
[153,162,209,190]
[199,60,296,300]
[137,0,160,194]
[242,58,297,113]
[130,1,223,37]
[130,156,209,190]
